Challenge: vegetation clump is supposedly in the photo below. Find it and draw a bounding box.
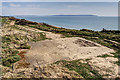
[1,17,47,67]
[55,60,103,80]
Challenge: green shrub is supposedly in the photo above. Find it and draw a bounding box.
[2,55,21,67]
[18,43,31,49]
[12,50,19,54]
[25,45,31,49]
[111,50,120,58]
[2,36,11,43]
[97,54,112,58]
[55,60,103,79]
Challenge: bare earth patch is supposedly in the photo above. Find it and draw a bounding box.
[25,37,114,66]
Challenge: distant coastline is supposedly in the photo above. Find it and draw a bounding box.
[52,15,98,17]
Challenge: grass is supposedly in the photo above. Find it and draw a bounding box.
[2,55,21,67]
[55,60,103,80]
[26,23,120,50]
[1,17,48,67]
[9,16,120,41]
[31,32,47,42]
[13,17,120,67]
[18,43,31,49]
[1,17,120,78]
[98,50,120,65]
[111,50,120,66]
[28,24,120,61]
[111,50,120,58]
[13,18,120,46]
[11,25,47,42]
[2,32,47,67]
[97,54,112,58]
[114,61,120,66]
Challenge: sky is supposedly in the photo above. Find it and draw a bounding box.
[2,0,120,2]
[2,2,118,16]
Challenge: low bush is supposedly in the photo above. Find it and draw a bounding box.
[2,55,21,67]
[55,60,103,79]
[19,43,31,49]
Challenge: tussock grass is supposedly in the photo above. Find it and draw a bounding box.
[55,60,103,80]
[1,17,48,67]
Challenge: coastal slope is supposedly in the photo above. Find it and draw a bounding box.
[1,17,120,79]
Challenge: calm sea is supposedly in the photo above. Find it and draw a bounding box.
[14,15,118,31]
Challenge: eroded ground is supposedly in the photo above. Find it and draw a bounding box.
[1,18,120,79]
[25,37,114,66]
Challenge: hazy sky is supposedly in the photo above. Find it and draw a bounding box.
[2,2,118,16]
[2,0,120,2]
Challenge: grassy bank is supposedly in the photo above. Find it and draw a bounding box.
[55,59,103,80]
[1,17,47,67]
[1,17,120,78]
[17,19,120,50]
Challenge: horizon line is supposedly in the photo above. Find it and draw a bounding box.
[2,14,118,17]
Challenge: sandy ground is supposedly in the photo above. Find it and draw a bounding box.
[24,32,114,66]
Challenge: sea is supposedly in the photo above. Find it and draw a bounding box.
[14,15,118,31]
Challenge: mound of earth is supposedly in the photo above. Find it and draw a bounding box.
[24,37,114,66]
